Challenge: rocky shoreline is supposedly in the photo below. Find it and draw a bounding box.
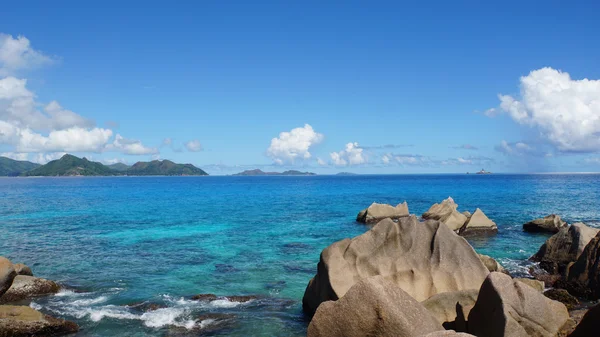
[303,198,600,337]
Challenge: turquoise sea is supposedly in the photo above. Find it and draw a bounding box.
[1,174,600,336]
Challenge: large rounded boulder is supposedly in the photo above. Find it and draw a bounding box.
[302,216,489,315]
[0,257,16,298]
[307,276,443,337]
[564,231,600,299]
[422,197,467,232]
[0,305,78,336]
[523,214,567,233]
[421,289,478,331]
[357,202,409,224]
[531,222,599,275]
[467,272,569,337]
[0,275,60,304]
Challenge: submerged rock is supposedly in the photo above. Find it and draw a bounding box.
[0,257,16,298]
[191,293,218,301]
[307,276,443,337]
[356,202,409,224]
[523,214,567,233]
[422,197,467,231]
[421,289,478,331]
[0,305,78,336]
[0,275,60,304]
[302,216,489,315]
[460,208,497,235]
[467,272,568,337]
[564,231,600,299]
[531,223,599,275]
[13,264,33,277]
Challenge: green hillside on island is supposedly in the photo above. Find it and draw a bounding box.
[22,154,119,176]
[126,160,208,176]
[13,154,208,176]
[0,157,41,176]
[233,169,316,176]
[107,163,130,171]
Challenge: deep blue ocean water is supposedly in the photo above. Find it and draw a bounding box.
[1,174,600,336]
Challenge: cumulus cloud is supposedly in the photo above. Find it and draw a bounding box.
[108,134,158,155]
[583,158,600,165]
[185,139,203,152]
[267,124,323,164]
[316,157,327,166]
[441,155,494,166]
[491,67,600,153]
[0,34,156,158]
[0,151,29,161]
[330,142,366,166]
[0,33,56,76]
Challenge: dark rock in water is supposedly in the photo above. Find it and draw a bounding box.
[126,301,166,312]
[191,293,218,301]
[307,276,443,337]
[0,305,79,336]
[214,264,239,273]
[13,264,33,277]
[530,223,598,275]
[568,303,600,337]
[468,272,568,337]
[523,214,567,233]
[190,294,258,303]
[543,289,579,310]
[563,231,600,299]
[529,265,562,287]
[0,275,60,304]
[283,263,314,274]
[281,242,313,254]
[0,257,16,298]
[302,216,489,316]
[225,295,258,303]
[169,313,236,336]
[265,280,286,291]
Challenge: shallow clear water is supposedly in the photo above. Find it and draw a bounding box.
[1,174,599,336]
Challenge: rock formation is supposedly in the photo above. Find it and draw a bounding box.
[523,214,567,233]
[0,257,16,298]
[0,305,78,336]
[460,208,497,235]
[422,197,467,232]
[0,275,60,304]
[563,231,600,299]
[356,202,409,223]
[467,272,569,337]
[302,216,489,315]
[307,276,443,337]
[531,223,599,275]
[421,289,478,331]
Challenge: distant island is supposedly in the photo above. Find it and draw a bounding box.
[233,169,316,176]
[467,169,492,175]
[0,154,208,177]
[336,172,358,176]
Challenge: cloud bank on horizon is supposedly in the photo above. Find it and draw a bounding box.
[1,31,600,171]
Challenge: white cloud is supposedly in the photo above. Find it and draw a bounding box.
[185,139,203,152]
[267,124,323,164]
[330,142,366,166]
[162,138,173,146]
[0,152,29,161]
[583,158,600,165]
[0,33,156,158]
[381,154,390,164]
[101,158,128,165]
[451,144,479,150]
[495,140,536,156]
[0,33,56,76]
[0,77,94,130]
[492,67,600,153]
[108,134,158,155]
[32,152,66,164]
[316,157,327,166]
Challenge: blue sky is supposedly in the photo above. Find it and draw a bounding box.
[1,1,600,174]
